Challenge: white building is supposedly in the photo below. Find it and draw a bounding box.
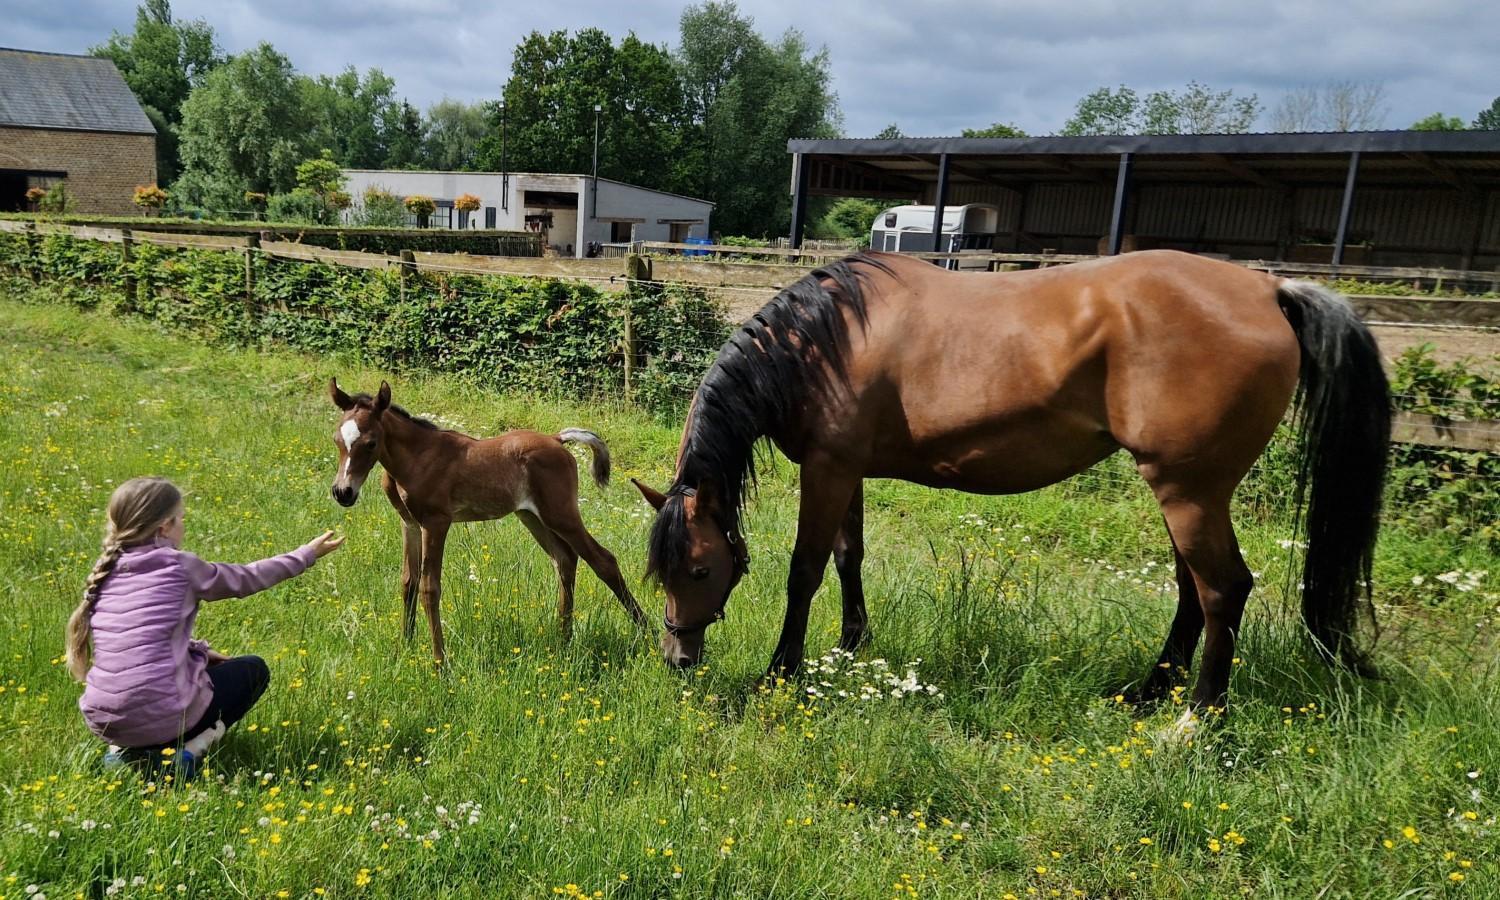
[342,169,714,258]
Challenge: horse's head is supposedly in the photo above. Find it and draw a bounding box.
[328,378,391,507]
[634,477,749,669]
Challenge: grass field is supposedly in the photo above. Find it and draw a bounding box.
[1,297,1497,899]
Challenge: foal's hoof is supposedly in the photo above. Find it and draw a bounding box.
[836,629,870,653]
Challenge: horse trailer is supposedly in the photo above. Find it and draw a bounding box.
[869,203,1000,270]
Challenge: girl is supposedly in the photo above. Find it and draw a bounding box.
[67,476,344,778]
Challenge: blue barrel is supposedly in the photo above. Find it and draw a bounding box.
[684,236,712,257]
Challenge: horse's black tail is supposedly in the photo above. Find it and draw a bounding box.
[1276,281,1391,673]
[558,428,611,489]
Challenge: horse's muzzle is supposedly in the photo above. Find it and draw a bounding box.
[332,485,358,507]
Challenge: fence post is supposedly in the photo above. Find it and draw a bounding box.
[622,304,634,399]
[400,249,416,302]
[23,222,38,283]
[119,227,136,312]
[243,233,259,321]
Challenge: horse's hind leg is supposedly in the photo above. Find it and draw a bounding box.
[1124,524,1203,704]
[542,506,650,629]
[1158,496,1253,711]
[833,483,869,652]
[517,510,579,642]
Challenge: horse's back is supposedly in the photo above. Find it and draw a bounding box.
[846,250,1302,488]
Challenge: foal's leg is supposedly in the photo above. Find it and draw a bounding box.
[418,519,452,666]
[383,477,423,643]
[399,522,423,641]
[542,505,649,628]
[1159,498,1253,711]
[517,510,579,642]
[770,459,861,675]
[1124,523,1203,704]
[833,482,869,652]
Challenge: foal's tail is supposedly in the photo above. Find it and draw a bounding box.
[558,428,611,489]
[1276,280,1391,674]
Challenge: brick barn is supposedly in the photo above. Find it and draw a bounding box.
[0,48,157,215]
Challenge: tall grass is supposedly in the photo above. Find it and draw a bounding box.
[0,299,1495,898]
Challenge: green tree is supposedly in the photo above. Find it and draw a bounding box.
[1059,85,1140,136]
[1061,82,1259,135]
[174,43,310,211]
[383,101,427,168]
[1411,112,1467,131]
[961,122,1027,138]
[812,197,882,243]
[91,0,221,184]
[475,29,695,194]
[874,123,903,139]
[676,2,840,235]
[1470,98,1499,130]
[422,99,486,170]
[300,66,401,168]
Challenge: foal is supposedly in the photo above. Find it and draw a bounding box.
[327,379,648,664]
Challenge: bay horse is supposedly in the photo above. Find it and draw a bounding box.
[327,380,649,664]
[633,250,1390,710]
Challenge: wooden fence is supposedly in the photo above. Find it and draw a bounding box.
[4,219,1495,451]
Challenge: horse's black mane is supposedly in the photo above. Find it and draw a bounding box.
[645,252,892,580]
[351,394,445,432]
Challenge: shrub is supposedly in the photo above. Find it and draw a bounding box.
[353,188,408,228]
[37,182,73,214]
[133,184,169,212]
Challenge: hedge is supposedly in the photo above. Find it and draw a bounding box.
[0,215,542,258]
[0,230,725,409]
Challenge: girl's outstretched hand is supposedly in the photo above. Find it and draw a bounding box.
[307,530,346,559]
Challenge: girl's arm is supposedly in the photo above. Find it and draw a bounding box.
[180,545,318,601]
[180,532,344,601]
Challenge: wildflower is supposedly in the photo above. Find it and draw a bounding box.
[1401,825,1420,844]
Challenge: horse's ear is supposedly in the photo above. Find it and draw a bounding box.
[330,378,354,410]
[631,478,667,511]
[374,381,392,413]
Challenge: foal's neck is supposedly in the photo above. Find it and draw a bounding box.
[375,410,443,484]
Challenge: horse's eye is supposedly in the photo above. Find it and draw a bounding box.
[690,565,710,581]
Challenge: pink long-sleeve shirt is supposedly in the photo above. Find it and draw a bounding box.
[79,536,317,747]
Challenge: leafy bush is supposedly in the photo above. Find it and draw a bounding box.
[0,230,722,409]
[354,188,408,228]
[1385,345,1500,548]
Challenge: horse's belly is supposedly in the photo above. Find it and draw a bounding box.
[872,419,1118,495]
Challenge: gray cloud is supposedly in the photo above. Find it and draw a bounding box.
[10,0,1498,137]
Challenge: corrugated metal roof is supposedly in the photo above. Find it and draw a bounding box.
[0,48,155,135]
[789,130,1500,157]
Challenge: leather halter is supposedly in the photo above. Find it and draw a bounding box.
[661,487,750,637]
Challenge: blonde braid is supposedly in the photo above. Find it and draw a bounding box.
[66,535,124,682]
[65,476,183,682]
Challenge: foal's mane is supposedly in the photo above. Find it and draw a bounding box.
[645,252,893,580]
[349,394,450,433]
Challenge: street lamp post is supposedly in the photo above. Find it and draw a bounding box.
[591,103,601,219]
[499,98,508,213]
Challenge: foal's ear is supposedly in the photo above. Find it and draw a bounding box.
[374,380,392,413]
[631,478,667,511]
[330,378,354,410]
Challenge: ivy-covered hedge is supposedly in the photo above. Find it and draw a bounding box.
[0,215,542,258]
[0,231,727,407]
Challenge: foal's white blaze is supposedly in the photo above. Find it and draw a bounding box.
[337,420,362,485]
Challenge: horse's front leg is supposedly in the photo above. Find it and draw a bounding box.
[418,518,452,667]
[769,460,861,676]
[383,476,422,643]
[833,482,869,652]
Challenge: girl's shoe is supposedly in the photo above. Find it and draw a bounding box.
[171,749,199,782]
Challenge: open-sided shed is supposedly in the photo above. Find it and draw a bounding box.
[786,131,1500,270]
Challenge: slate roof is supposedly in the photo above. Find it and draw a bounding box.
[0,48,156,135]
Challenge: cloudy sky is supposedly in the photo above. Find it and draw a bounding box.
[11,0,1498,136]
